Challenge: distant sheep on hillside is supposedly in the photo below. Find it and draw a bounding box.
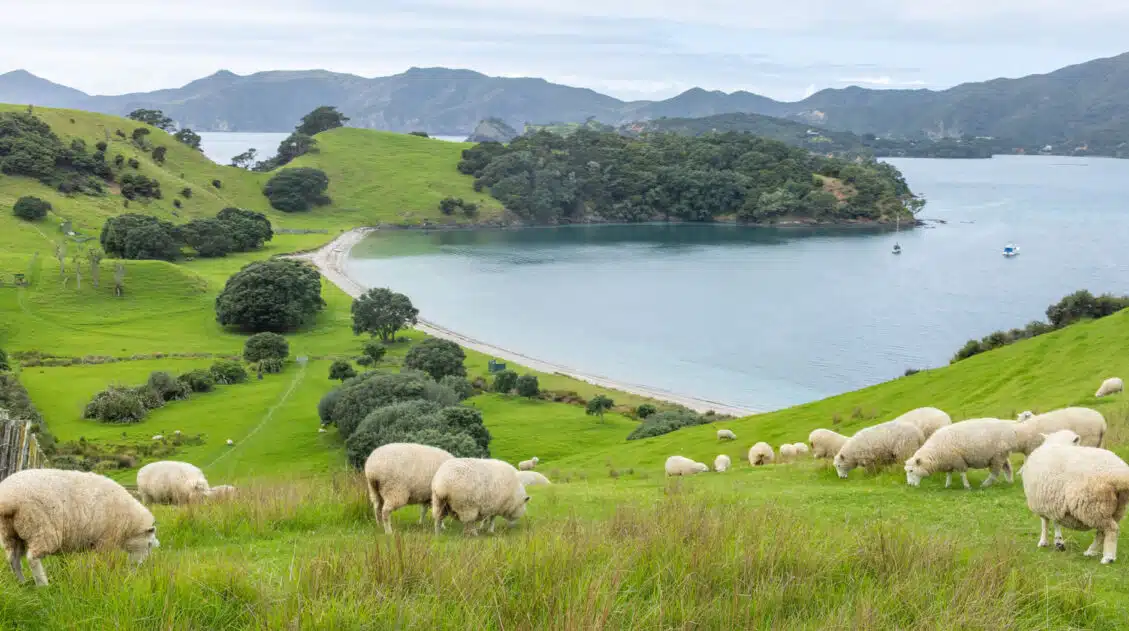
[808,429,847,459]
[1096,377,1123,398]
[666,456,709,476]
[748,443,774,466]
[717,429,736,441]
[518,457,539,471]
[833,421,924,479]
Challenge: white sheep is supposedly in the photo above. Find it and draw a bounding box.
[1014,407,1107,455]
[1017,411,1035,422]
[364,443,454,534]
[778,444,797,463]
[748,442,775,466]
[136,461,210,504]
[834,421,925,479]
[808,429,847,459]
[0,469,159,586]
[518,457,540,471]
[792,443,810,456]
[891,407,952,439]
[150,435,163,441]
[717,429,737,441]
[665,455,709,476]
[225,439,234,446]
[516,471,551,487]
[714,454,731,472]
[431,458,530,536]
[206,484,237,500]
[1022,429,1129,564]
[903,419,1019,489]
[1095,377,1123,398]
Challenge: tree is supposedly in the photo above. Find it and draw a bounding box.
[12,196,50,221]
[173,128,202,150]
[263,168,330,212]
[351,288,418,342]
[243,332,290,363]
[492,370,518,393]
[586,394,614,421]
[209,359,248,385]
[635,404,657,419]
[216,260,324,332]
[123,222,180,261]
[230,148,257,169]
[53,241,66,281]
[86,249,103,288]
[127,109,174,131]
[515,374,540,398]
[296,106,349,137]
[100,214,178,258]
[403,338,466,381]
[362,339,387,364]
[216,207,272,251]
[180,218,234,258]
[439,375,474,400]
[131,127,151,144]
[113,262,125,297]
[151,146,167,164]
[329,360,356,381]
[327,372,456,438]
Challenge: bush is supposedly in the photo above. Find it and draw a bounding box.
[177,369,216,393]
[216,207,273,252]
[100,213,180,259]
[259,357,284,374]
[343,400,488,469]
[212,179,222,188]
[403,338,466,381]
[362,339,387,364]
[173,199,182,209]
[180,187,192,198]
[515,374,540,398]
[435,406,491,451]
[243,332,290,362]
[439,375,474,401]
[216,260,323,332]
[586,394,614,420]
[119,173,161,200]
[95,141,108,152]
[351,288,418,342]
[318,388,343,425]
[180,218,234,258]
[13,196,51,221]
[0,348,8,371]
[84,386,147,423]
[263,168,330,212]
[626,410,709,440]
[409,131,429,138]
[146,371,191,401]
[343,400,443,468]
[127,157,140,169]
[131,386,165,411]
[329,360,357,381]
[210,359,248,385]
[151,146,167,164]
[356,355,374,367]
[492,370,518,393]
[636,404,657,419]
[438,196,478,217]
[328,371,457,439]
[174,128,202,150]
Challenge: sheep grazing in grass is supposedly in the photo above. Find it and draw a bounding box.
[665,456,709,476]
[792,443,810,456]
[717,429,737,441]
[364,443,454,534]
[518,457,540,471]
[714,454,731,472]
[903,419,1019,489]
[225,439,234,446]
[206,485,237,500]
[431,458,529,536]
[834,421,925,479]
[748,442,775,466]
[151,435,163,441]
[779,444,797,463]
[136,461,210,504]
[517,471,551,487]
[1015,407,1107,455]
[0,469,159,586]
[808,429,847,459]
[1022,429,1129,564]
[891,407,952,439]
[1095,377,1123,398]
[1018,411,1035,422]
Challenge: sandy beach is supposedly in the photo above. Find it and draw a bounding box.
[296,229,758,417]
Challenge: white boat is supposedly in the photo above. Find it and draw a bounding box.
[892,243,902,255]
[1003,244,1020,257]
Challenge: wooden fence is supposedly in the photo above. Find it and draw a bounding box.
[0,409,47,481]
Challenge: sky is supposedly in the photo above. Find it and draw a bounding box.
[3,0,1129,101]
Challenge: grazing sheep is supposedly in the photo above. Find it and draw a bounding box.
[1015,407,1107,455]
[136,461,210,504]
[1022,429,1129,564]
[150,435,163,441]
[431,458,530,536]
[1095,377,1123,398]
[365,443,454,534]
[903,419,1019,489]
[1018,411,1035,422]
[717,429,737,441]
[225,439,234,446]
[518,457,540,471]
[665,455,710,476]
[808,429,847,459]
[714,454,731,472]
[779,444,797,463]
[206,485,236,500]
[793,443,810,456]
[516,471,551,487]
[748,442,775,466]
[0,469,159,586]
[891,407,952,439]
[834,421,925,479]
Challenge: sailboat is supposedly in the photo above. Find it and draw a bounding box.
[1003,243,1020,257]
[892,215,902,254]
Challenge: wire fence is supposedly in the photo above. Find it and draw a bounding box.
[0,408,48,481]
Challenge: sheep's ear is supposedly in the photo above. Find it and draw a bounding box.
[524,496,531,503]
[145,527,156,534]
[915,458,922,465]
[1073,436,1081,445]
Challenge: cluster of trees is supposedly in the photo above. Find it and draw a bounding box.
[100,208,273,261]
[215,259,324,332]
[626,408,719,440]
[457,130,919,224]
[263,167,330,212]
[119,173,162,200]
[83,361,248,424]
[0,112,112,194]
[0,370,52,450]
[490,370,540,398]
[438,196,478,217]
[953,290,1129,362]
[12,196,51,221]
[252,106,349,172]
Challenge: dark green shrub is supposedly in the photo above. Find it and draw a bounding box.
[95,141,108,152]
[436,406,490,451]
[259,357,284,374]
[83,386,147,423]
[243,332,290,362]
[515,374,539,398]
[210,359,248,385]
[113,154,125,167]
[146,371,190,401]
[131,386,165,410]
[263,168,330,212]
[217,260,323,332]
[626,410,709,441]
[492,370,518,393]
[403,338,466,381]
[180,187,192,198]
[318,388,343,425]
[362,339,387,363]
[439,375,474,401]
[177,369,216,393]
[151,146,167,164]
[586,394,614,420]
[329,371,457,438]
[216,207,273,252]
[636,404,657,419]
[13,196,51,221]
[356,355,374,367]
[344,400,443,468]
[127,157,140,169]
[329,360,356,381]
[212,179,222,189]
[343,400,488,468]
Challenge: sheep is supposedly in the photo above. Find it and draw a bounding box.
[779,444,797,463]
[891,407,952,439]
[808,429,847,459]
[834,421,924,479]
[1095,377,1123,398]
[225,439,234,446]
[0,469,159,586]
[431,458,530,536]
[150,435,163,441]
[206,484,236,500]
[1018,411,1035,422]
[903,419,1019,489]
[518,457,540,471]
[717,429,737,441]
[792,443,810,456]
[665,455,709,476]
[364,443,454,534]
[136,461,210,504]
[748,442,775,466]
[714,454,731,472]
[1014,407,1107,455]
[517,471,551,487]
[1022,429,1129,564]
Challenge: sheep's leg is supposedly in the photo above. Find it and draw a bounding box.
[463,520,479,537]
[5,539,25,583]
[1002,459,1014,483]
[487,517,497,534]
[365,483,383,528]
[960,472,971,490]
[1102,522,1119,564]
[27,553,47,587]
[944,472,952,488]
[431,498,446,535]
[981,464,999,488]
[1038,517,1050,548]
[1085,531,1105,557]
[1054,523,1066,551]
[418,504,429,525]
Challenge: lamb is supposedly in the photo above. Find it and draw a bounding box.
[431,458,530,536]
[714,454,731,472]
[792,443,810,456]
[1014,407,1107,455]
[808,429,847,459]
[0,469,159,586]
[206,484,236,500]
[518,457,540,471]
[748,442,775,466]
[136,460,210,504]
[1095,377,1123,398]
[891,407,952,439]
[364,443,454,534]
[834,421,924,479]
[778,444,797,463]
[665,455,710,476]
[516,471,551,486]
[903,419,1019,489]
[1022,429,1129,564]
[717,429,737,441]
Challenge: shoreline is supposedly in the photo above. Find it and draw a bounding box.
[295,228,759,417]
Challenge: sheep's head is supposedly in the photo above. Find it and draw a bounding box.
[833,453,851,478]
[125,525,159,564]
[1040,430,1081,447]
[694,462,709,473]
[904,455,929,486]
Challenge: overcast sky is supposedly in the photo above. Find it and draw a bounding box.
[4,0,1128,101]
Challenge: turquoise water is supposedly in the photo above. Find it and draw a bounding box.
[347,156,1129,411]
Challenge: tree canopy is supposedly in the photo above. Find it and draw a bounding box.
[262,168,330,212]
[173,128,202,151]
[351,288,419,342]
[127,109,175,131]
[216,260,324,332]
[12,196,50,221]
[403,338,466,381]
[296,106,349,137]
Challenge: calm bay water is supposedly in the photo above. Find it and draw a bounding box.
[348,156,1129,411]
[199,132,465,165]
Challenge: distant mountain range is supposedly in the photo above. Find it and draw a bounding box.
[3,52,1128,155]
